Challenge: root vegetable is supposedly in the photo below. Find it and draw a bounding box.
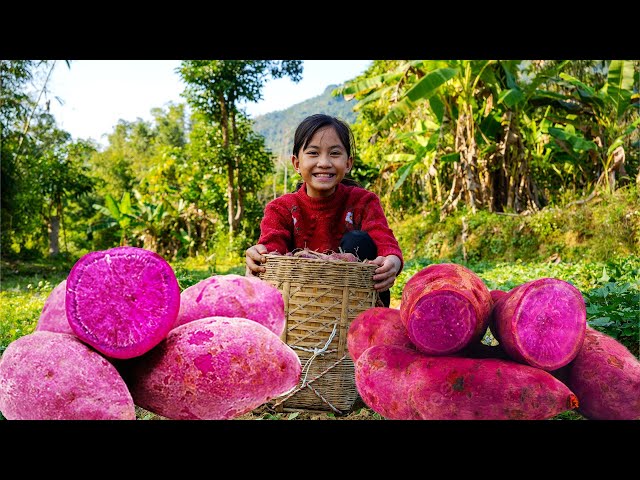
[327,252,360,262]
[0,331,135,420]
[490,289,508,303]
[567,327,640,420]
[126,316,301,420]
[65,246,181,359]
[355,344,579,420]
[399,263,492,356]
[490,278,586,371]
[36,279,73,335]
[347,307,414,362]
[174,274,285,336]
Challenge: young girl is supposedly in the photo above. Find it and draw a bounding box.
[245,114,403,307]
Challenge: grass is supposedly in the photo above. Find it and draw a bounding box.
[0,258,71,355]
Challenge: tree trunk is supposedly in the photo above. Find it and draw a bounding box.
[48,215,60,256]
[455,110,479,213]
[227,161,235,235]
[283,160,288,195]
[218,94,237,237]
[231,110,242,232]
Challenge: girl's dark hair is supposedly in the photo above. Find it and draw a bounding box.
[292,113,361,191]
[292,113,355,158]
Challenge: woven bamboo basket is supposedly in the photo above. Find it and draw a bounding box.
[257,253,378,414]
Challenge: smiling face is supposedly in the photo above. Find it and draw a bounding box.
[292,126,353,198]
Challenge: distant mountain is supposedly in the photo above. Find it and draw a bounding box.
[251,84,358,160]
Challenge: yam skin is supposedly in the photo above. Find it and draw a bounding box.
[567,327,640,420]
[65,246,181,360]
[174,274,285,336]
[0,331,135,420]
[36,279,74,335]
[355,344,579,420]
[490,289,508,303]
[399,263,492,356]
[491,278,586,371]
[327,252,359,262]
[347,307,415,362]
[126,316,301,420]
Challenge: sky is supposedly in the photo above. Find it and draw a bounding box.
[47,60,372,148]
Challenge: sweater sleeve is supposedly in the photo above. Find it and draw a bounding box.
[258,200,293,254]
[359,193,404,272]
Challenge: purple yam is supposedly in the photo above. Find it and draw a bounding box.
[36,279,74,335]
[399,263,492,356]
[174,274,285,336]
[491,278,586,371]
[65,246,180,359]
[347,307,415,362]
[490,289,508,303]
[127,316,301,420]
[0,331,135,420]
[354,345,422,420]
[567,327,640,420]
[328,252,359,262]
[355,344,579,420]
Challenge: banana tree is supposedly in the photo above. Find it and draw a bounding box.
[485,60,578,212]
[548,60,639,192]
[338,60,501,215]
[338,60,638,217]
[337,61,464,215]
[92,191,141,246]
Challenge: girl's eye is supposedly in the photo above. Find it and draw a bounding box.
[331,151,342,156]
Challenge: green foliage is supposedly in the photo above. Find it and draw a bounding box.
[393,185,639,266]
[1,61,57,257]
[339,60,639,220]
[179,61,303,120]
[550,410,587,420]
[2,107,96,258]
[185,113,274,255]
[170,241,244,291]
[584,278,639,356]
[178,61,303,238]
[151,103,187,148]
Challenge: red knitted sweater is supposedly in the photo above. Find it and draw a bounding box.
[258,183,404,269]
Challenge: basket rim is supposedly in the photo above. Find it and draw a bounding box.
[261,253,377,272]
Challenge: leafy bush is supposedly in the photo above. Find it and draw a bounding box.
[584,278,639,357]
[394,185,639,264]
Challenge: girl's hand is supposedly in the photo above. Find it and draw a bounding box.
[245,244,268,276]
[368,254,402,292]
